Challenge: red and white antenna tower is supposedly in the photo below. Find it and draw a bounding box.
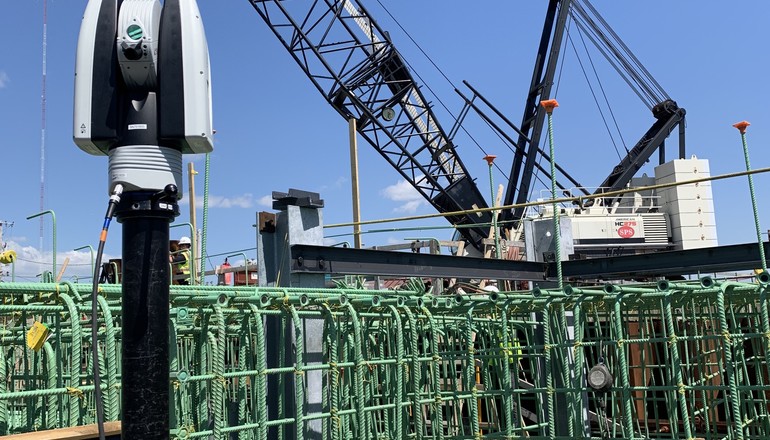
[39,0,48,251]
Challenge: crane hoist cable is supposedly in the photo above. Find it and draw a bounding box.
[569,0,669,108]
[579,0,669,102]
[568,14,655,107]
[567,31,624,161]
[571,12,629,154]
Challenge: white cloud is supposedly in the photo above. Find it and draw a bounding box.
[257,195,273,207]
[381,179,419,201]
[0,71,8,89]
[0,240,118,281]
[380,179,427,213]
[179,193,256,209]
[319,176,348,192]
[207,194,255,208]
[393,200,422,214]
[386,236,404,245]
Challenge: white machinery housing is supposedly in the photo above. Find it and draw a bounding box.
[524,156,718,261]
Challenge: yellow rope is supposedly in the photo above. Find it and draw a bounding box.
[66,386,84,400]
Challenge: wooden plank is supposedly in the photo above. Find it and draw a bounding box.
[0,422,122,440]
[55,257,70,282]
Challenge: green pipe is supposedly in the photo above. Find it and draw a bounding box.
[421,306,444,440]
[402,305,424,439]
[344,303,370,439]
[96,295,119,420]
[55,292,81,426]
[708,280,760,293]
[227,253,250,287]
[338,331,351,438]
[387,305,405,439]
[200,153,211,287]
[236,317,248,440]
[289,305,306,440]
[276,310,290,440]
[758,285,770,425]
[533,287,568,298]
[555,304,574,439]
[373,327,389,437]
[571,299,585,436]
[718,282,746,439]
[0,383,115,401]
[462,305,479,438]
[544,106,563,291]
[499,304,515,437]
[483,156,502,260]
[0,342,7,434]
[59,280,83,301]
[42,342,59,428]
[246,304,268,440]
[168,319,181,433]
[212,306,225,439]
[320,304,340,440]
[656,279,717,292]
[74,245,95,279]
[611,296,635,436]
[603,283,659,295]
[542,304,555,439]
[196,324,211,431]
[662,292,694,438]
[735,122,767,271]
[26,210,56,276]
[562,285,607,296]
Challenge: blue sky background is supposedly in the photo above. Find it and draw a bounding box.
[1,1,769,282]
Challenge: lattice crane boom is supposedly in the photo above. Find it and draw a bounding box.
[248,0,492,249]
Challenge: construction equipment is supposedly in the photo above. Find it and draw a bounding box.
[247,1,690,256]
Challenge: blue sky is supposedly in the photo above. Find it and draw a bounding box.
[1,1,769,282]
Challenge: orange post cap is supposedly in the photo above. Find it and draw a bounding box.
[540,99,559,114]
[483,154,497,165]
[733,120,750,134]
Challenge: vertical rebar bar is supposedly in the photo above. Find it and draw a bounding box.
[733,121,767,271]
[484,155,501,260]
[541,100,563,290]
[200,153,211,284]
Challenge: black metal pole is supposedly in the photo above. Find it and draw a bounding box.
[116,189,178,439]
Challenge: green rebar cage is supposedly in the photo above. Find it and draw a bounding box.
[1,278,769,439]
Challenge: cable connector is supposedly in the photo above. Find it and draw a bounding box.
[106,184,124,221]
[109,184,124,205]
